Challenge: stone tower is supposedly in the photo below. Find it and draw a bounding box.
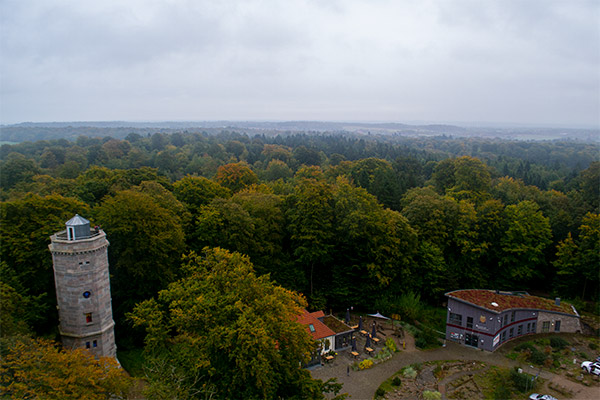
[49,214,116,358]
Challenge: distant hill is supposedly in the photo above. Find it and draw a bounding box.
[0,120,598,143]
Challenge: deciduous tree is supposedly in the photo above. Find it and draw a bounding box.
[499,201,551,285]
[129,248,339,400]
[0,336,131,399]
[214,162,258,192]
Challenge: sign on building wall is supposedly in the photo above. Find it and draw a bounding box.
[493,334,500,346]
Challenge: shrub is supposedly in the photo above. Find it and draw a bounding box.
[492,385,512,400]
[415,336,428,349]
[589,342,598,350]
[375,388,386,398]
[510,368,536,392]
[396,291,425,323]
[359,359,374,370]
[423,390,442,400]
[415,326,440,349]
[550,337,569,350]
[392,376,402,386]
[515,342,537,353]
[403,366,417,379]
[529,349,547,365]
[514,342,547,365]
[386,337,397,352]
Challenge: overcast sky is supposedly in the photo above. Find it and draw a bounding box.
[1,0,598,127]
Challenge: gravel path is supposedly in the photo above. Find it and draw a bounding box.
[310,340,600,400]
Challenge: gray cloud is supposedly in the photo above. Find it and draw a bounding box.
[1,0,598,127]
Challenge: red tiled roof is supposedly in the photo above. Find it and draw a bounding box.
[447,289,578,316]
[296,309,335,340]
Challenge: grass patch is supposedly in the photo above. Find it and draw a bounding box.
[474,365,543,400]
[117,348,146,377]
[376,372,403,394]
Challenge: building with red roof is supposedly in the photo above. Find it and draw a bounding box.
[297,309,335,349]
[296,309,354,366]
[445,289,581,352]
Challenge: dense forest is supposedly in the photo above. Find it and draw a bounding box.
[1,129,598,398]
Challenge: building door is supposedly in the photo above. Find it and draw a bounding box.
[465,333,479,348]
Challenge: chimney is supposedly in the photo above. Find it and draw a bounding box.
[555,297,561,306]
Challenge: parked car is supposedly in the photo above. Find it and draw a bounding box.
[529,394,557,400]
[581,361,600,375]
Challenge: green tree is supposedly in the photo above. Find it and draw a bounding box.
[0,194,89,333]
[0,280,35,337]
[286,178,334,303]
[94,190,186,333]
[400,187,459,250]
[263,159,293,181]
[173,175,231,215]
[577,213,600,300]
[555,213,600,300]
[499,201,552,285]
[350,158,403,210]
[330,178,417,306]
[577,161,599,213]
[129,248,340,400]
[431,156,491,202]
[0,152,40,190]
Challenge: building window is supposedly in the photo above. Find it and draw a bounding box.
[85,313,92,323]
[542,321,550,333]
[86,341,91,349]
[93,340,97,348]
[526,323,530,333]
[503,314,508,326]
[324,339,330,351]
[449,312,462,326]
[532,322,536,332]
[510,311,515,323]
[555,321,561,332]
[466,316,473,329]
[308,324,315,332]
[517,325,523,335]
[509,328,514,338]
[501,331,506,342]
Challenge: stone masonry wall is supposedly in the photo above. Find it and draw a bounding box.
[536,311,581,334]
[50,230,116,359]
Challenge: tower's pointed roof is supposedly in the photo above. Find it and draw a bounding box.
[65,214,90,226]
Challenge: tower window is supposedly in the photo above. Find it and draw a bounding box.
[83,291,91,299]
[93,340,97,348]
[85,313,93,323]
[86,342,91,349]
